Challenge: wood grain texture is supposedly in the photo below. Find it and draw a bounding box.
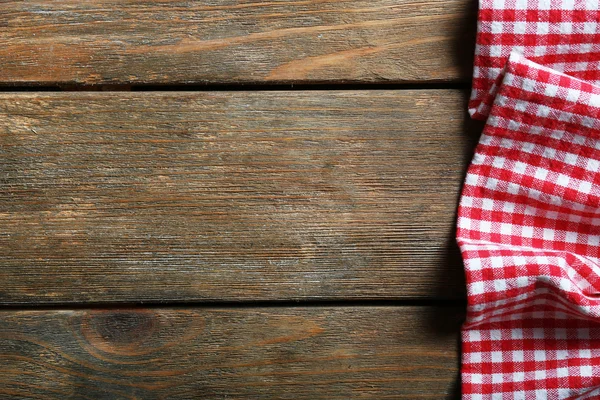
[0,306,463,399]
[0,0,476,86]
[0,90,475,304]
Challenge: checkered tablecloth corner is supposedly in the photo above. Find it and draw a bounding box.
[469,0,600,120]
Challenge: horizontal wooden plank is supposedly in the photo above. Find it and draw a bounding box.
[0,90,475,304]
[0,0,476,86]
[0,306,463,399]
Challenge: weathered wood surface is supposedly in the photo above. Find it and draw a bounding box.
[0,306,463,399]
[0,90,474,304]
[0,0,476,86]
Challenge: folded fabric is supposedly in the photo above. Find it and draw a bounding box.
[470,0,600,120]
[459,52,600,398]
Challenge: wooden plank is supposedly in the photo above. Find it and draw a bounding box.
[0,90,474,304]
[0,0,476,86]
[0,306,463,399]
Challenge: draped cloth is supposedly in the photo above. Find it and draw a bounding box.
[460,1,600,398]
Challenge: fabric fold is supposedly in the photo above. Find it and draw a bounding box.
[470,0,600,120]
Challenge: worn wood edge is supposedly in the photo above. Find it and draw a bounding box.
[0,90,476,304]
[0,0,477,86]
[0,306,464,399]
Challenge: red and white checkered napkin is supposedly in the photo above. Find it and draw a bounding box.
[458,52,600,398]
[470,0,600,120]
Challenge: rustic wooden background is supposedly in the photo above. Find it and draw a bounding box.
[0,0,479,398]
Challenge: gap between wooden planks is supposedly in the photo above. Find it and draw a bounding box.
[0,90,477,304]
[0,306,463,399]
[0,0,476,86]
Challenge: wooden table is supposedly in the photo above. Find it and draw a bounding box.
[0,1,479,398]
